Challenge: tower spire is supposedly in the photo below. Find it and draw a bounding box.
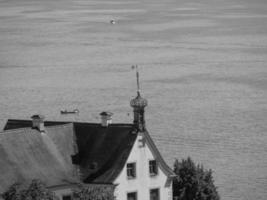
[130,65,148,131]
[132,65,141,96]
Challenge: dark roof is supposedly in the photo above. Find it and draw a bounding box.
[4,119,67,130]
[73,123,137,184]
[2,119,174,187]
[3,119,137,185]
[0,123,79,193]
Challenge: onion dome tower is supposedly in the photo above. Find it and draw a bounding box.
[130,65,148,132]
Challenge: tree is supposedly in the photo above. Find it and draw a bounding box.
[2,179,57,200]
[72,184,115,200]
[173,157,220,200]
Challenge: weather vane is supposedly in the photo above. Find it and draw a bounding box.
[132,65,140,96]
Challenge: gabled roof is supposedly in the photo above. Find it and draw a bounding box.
[143,130,175,177]
[2,119,174,188]
[72,123,137,184]
[0,123,79,193]
[3,120,137,185]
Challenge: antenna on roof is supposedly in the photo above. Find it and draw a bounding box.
[132,65,140,96]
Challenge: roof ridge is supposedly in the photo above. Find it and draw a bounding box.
[1,123,74,134]
[6,119,133,126]
[108,123,134,126]
[0,127,34,134]
[46,123,74,130]
[5,119,31,122]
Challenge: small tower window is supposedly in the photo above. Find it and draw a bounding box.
[149,160,158,176]
[127,162,136,179]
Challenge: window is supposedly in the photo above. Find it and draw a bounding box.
[127,162,136,178]
[149,160,158,176]
[150,188,160,200]
[62,195,71,200]
[127,192,137,200]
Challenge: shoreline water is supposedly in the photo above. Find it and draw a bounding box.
[0,0,267,199]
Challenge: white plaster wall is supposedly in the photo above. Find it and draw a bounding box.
[113,134,172,200]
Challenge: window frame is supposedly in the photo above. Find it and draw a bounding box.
[149,160,158,176]
[149,188,160,200]
[126,162,137,179]
[127,191,138,200]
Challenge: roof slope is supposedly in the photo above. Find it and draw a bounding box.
[3,120,137,184]
[0,124,78,193]
[72,123,137,184]
[143,130,175,176]
[3,119,173,184]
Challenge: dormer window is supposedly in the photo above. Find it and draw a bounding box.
[149,160,158,176]
[127,162,136,179]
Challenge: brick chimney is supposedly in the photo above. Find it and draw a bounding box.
[31,114,45,132]
[100,112,113,127]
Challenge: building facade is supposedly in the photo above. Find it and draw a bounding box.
[114,132,173,200]
[0,91,175,200]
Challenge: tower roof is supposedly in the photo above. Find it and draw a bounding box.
[130,65,148,108]
[130,92,148,108]
[99,111,113,116]
[31,114,45,120]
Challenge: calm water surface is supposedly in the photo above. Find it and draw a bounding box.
[0,0,267,199]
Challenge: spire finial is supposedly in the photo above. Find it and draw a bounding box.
[132,65,140,96]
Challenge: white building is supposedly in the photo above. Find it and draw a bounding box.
[0,90,175,200]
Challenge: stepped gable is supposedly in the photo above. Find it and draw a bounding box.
[0,123,78,193]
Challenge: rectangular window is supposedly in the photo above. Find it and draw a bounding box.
[150,188,160,200]
[127,162,136,179]
[149,160,158,176]
[127,192,137,200]
[62,195,71,200]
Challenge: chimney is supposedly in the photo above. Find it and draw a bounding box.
[100,111,113,127]
[31,114,45,132]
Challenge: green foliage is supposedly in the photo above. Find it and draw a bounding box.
[2,179,57,200]
[72,184,115,200]
[173,157,220,200]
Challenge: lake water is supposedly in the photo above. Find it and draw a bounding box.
[0,0,267,199]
